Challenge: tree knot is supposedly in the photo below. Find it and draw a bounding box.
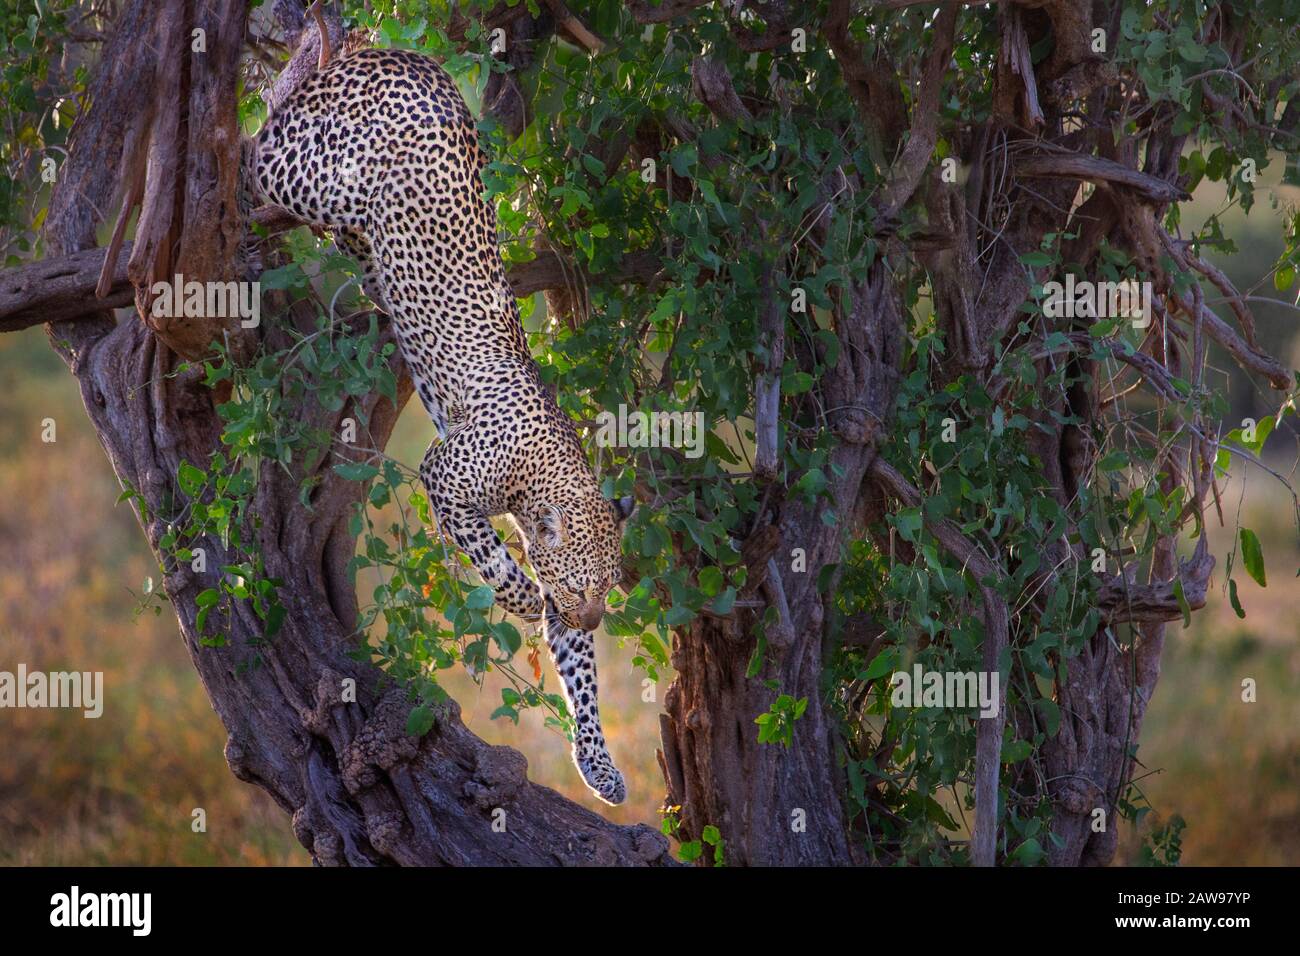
[464,744,528,811]
[630,824,672,864]
[340,689,421,795]
[223,733,256,783]
[1056,775,1102,815]
[300,667,348,736]
[365,810,406,856]
[833,409,877,446]
[291,804,344,866]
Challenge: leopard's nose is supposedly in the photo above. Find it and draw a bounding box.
[578,603,604,631]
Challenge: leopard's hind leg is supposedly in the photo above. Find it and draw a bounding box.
[249,100,382,233]
[250,93,390,312]
[333,225,389,314]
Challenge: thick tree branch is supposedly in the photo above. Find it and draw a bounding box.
[1097,535,1214,625]
[753,256,785,480]
[1,243,132,332]
[690,57,753,125]
[1015,153,1192,205]
[0,240,663,333]
[876,4,958,223]
[627,0,711,23]
[544,0,606,53]
[507,248,664,296]
[823,0,906,154]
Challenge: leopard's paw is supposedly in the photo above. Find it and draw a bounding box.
[577,754,626,806]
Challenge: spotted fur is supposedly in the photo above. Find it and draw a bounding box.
[250,46,632,804]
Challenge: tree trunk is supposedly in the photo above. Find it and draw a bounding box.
[659,257,902,866]
[659,502,858,866]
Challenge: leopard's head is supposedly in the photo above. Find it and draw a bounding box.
[522,492,636,631]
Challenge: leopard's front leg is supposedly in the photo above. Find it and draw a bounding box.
[542,598,626,805]
[333,225,390,314]
[430,496,626,803]
[427,496,543,621]
[421,439,541,621]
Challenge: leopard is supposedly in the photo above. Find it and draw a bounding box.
[247,35,634,805]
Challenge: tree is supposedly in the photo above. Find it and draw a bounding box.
[2,0,1297,867]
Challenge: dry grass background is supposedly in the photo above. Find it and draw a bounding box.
[1113,471,1300,865]
[0,337,300,864]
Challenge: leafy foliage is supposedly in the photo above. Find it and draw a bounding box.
[0,1,85,263]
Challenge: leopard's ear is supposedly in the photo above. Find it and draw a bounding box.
[537,503,568,548]
[610,494,637,523]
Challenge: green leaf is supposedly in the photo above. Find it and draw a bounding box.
[711,586,736,615]
[1172,578,1191,629]
[406,704,436,737]
[745,633,768,678]
[669,143,698,176]
[1003,739,1032,763]
[490,620,522,654]
[1176,37,1206,63]
[697,566,724,596]
[1012,837,1045,865]
[1035,697,1061,737]
[333,461,379,482]
[785,371,815,394]
[893,507,924,542]
[1097,450,1129,472]
[178,461,207,497]
[1228,578,1246,619]
[859,646,898,682]
[1239,528,1267,587]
